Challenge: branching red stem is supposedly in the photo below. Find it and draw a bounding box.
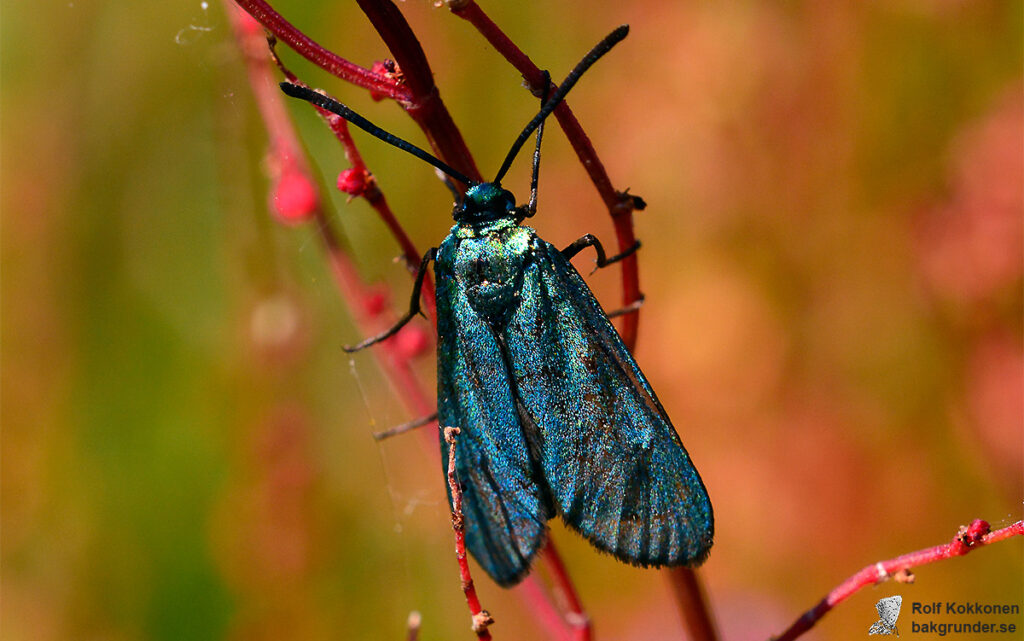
[771,519,1024,641]
[226,1,437,437]
[355,0,482,187]
[326,114,431,288]
[234,0,481,187]
[264,41,438,318]
[232,0,408,100]
[445,427,494,640]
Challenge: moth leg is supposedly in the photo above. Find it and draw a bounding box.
[372,411,438,441]
[606,293,646,319]
[521,70,553,220]
[343,247,437,353]
[561,234,642,273]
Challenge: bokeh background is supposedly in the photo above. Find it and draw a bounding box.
[3,1,1021,640]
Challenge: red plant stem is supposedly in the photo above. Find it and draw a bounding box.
[359,178,439,320]
[232,0,407,101]
[324,111,428,284]
[772,519,1024,641]
[226,1,437,433]
[448,0,643,349]
[234,0,482,187]
[445,427,494,640]
[517,577,574,641]
[229,9,309,183]
[539,541,591,641]
[318,223,436,420]
[355,0,482,186]
[270,50,438,317]
[666,568,719,641]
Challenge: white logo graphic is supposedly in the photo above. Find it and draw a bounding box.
[868,595,902,636]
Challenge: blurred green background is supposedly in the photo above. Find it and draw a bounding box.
[3,1,1021,640]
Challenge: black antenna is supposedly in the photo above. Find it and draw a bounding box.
[493,25,629,184]
[279,83,478,188]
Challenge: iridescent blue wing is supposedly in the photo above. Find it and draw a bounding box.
[435,241,552,586]
[502,236,713,567]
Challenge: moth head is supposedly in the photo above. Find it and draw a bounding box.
[455,183,516,224]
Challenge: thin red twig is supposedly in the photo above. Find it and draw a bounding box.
[666,567,720,641]
[233,0,408,100]
[445,427,494,640]
[447,0,644,349]
[334,119,439,318]
[226,2,437,432]
[539,541,591,641]
[265,40,437,318]
[771,519,1024,641]
[516,577,574,641]
[234,0,482,185]
[355,0,482,186]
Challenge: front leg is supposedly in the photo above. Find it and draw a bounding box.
[344,247,438,352]
[561,234,641,272]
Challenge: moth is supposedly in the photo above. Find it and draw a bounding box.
[869,595,902,636]
[281,25,713,586]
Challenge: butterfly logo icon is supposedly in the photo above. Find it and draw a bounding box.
[868,595,902,636]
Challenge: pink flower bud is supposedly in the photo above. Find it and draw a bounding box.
[965,519,990,543]
[395,326,430,359]
[362,288,389,316]
[272,170,318,225]
[235,7,261,35]
[337,168,367,196]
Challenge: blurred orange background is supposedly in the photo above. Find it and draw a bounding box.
[2,1,1021,640]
